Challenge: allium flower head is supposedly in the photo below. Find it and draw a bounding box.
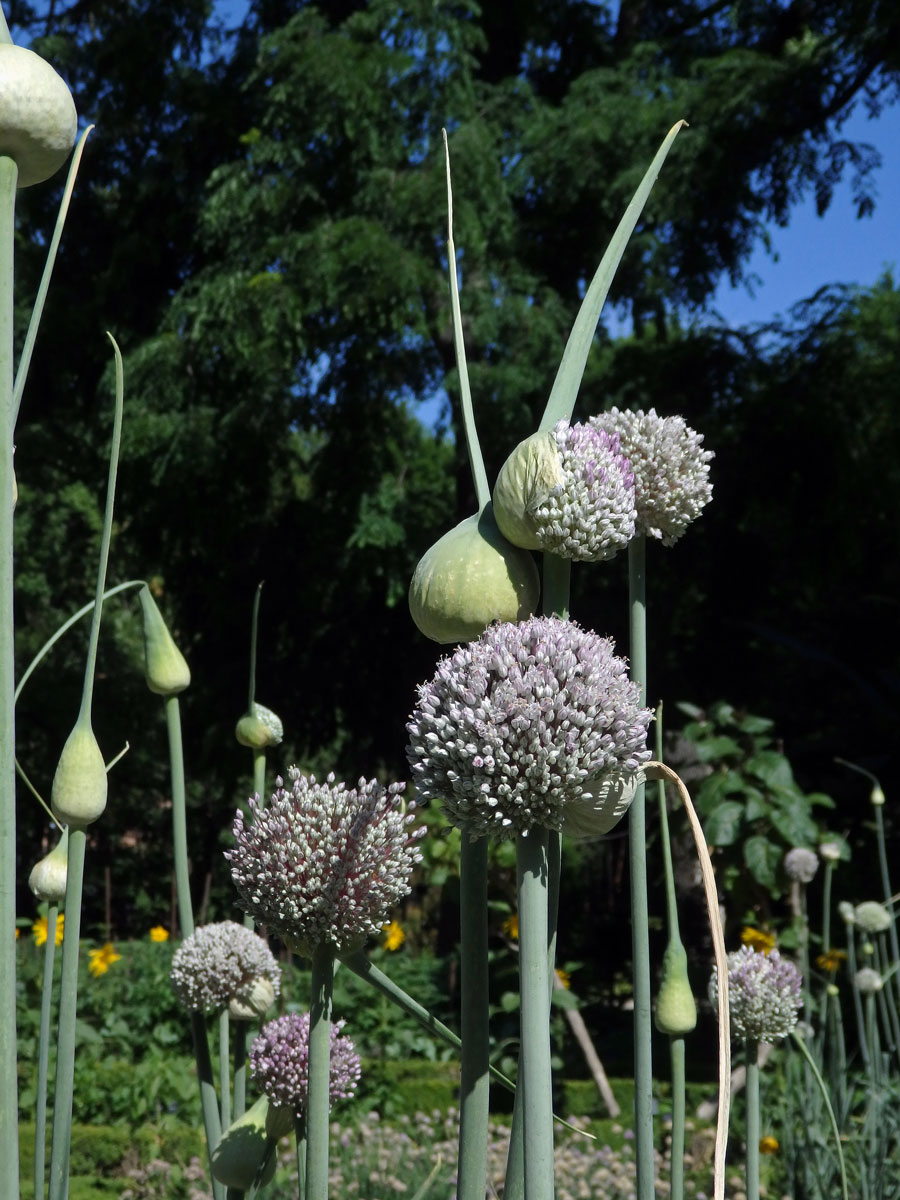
[590,407,713,545]
[227,769,424,955]
[838,901,856,926]
[854,901,892,934]
[818,840,843,863]
[250,1012,361,1118]
[855,967,884,994]
[709,945,802,1041]
[170,921,280,1015]
[784,847,819,883]
[492,421,636,561]
[406,615,652,839]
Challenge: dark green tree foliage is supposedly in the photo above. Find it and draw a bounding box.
[10,0,900,937]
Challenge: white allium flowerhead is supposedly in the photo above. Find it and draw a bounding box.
[838,901,856,926]
[170,921,280,1015]
[250,1013,361,1119]
[709,945,802,1041]
[492,421,636,562]
[227,769,424,955]
[855,967,884,994]
[784,846,819,883]
[406,615,652,840]
[590,407,713,545]
[854,901,892,934]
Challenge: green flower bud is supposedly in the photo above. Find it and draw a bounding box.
[236,703,283,750]
[28,828,69,903]
[138,585,190,696]
[211,1095,278,1190]
[655,941,698,1035]
[0,44,77,187]
[409,505,540,644]
[492,430,563,551]
[871,785,886,806]
[228,975,277,1021]
[51,723,107,828]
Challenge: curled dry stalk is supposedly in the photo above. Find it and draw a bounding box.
[644,760,731,1200]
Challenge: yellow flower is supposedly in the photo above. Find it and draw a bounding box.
[555,968,571,990]
[759,1135,779,1155]
[149,925,169,943]
[502,914,519,941]
[32,914,64,947]
[382,920,405,952]
[816,949,848,973]
[88,942,123,977]
[741,926,775,955]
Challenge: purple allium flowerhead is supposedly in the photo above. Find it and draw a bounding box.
[250,1012,361,1119]
[170,921,280,1017]
[492,420,636,562]
[709,945,802,1041]
[590,407,713,545]
[784,846,819,883]
[226,768,424,955]
[406,615,652,840]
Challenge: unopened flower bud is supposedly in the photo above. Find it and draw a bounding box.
[211,1095,277,1190]
[559,766,643,841]
[818,841,843,863]
[871,785,886,807]
[0,43,77,187]
[138,585,190,695]
[408,506,539,644]
[838,901,855,926]
[228,975,277,1021]
[51,722,107,828]
[236,703,283,750]
[655,941,698,1035]
[28,829,69,903]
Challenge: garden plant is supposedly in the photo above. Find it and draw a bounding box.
[3,6,898,1200]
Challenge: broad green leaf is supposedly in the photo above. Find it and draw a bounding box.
[693,735,742,763]
[733,713,774,735]
[704,800,744,846]
[743,788,768,822]
[747,749,795,789]
[696,770,747,814]
[743,836,782,893]
[769,796,819,847]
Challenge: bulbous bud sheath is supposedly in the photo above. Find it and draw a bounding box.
[0,44,76,187]
[211,1095,278,1190]
[139,585,190,695]
[235,703,283,749]
[51,723,107,828]
[408,505,539,644]
[28,829,69,903]
[655,941,698,1035]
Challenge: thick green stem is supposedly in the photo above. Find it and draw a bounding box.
[745,1039,760,1200]
[305,944,334,1200]
[233,1022,248,1121]
[191,1010,225,1200]
[295,1115,307,1200]
[34,904,60,1196]
[515,828,554,1199]
[219,1008,231,1132]
[48,827,87,1200]
[541,554,571,619]
[627,535,653,1200]
[0,152,18,1200]
[669,1036,686,1200]
[166,695,194,937]
[457,832,490,1200]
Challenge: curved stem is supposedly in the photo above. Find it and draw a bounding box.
[247,582,263,711]
[442,130,489,509]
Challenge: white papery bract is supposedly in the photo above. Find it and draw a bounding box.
[590,407,713,545]
[406,615,651,839]
[227,769,424,955]
[170,921,280,1015]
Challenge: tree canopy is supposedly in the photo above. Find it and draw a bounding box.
[9,0,899,936]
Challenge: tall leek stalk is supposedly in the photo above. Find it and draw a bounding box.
[305,944,335,1200]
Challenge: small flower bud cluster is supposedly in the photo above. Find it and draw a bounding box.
[590,407,713,545]
[854,967,884,994]
[227,770,424,954]
[170,921,280,1015]
[709,945,802,1041]
[531,421,636,561]
[407,615,651,839]
[249,1012,361,1118]
[784,847,819,883]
